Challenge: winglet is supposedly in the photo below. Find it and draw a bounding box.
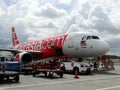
[12,27,20,46]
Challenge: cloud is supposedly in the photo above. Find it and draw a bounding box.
[0,37,11,48]
[0,0,7,17]
[34,3,67,18]
[89,6,120,34]
[59,0,72,5]
[65,3,120,34]
[22,3,67,40]
[0,1,67,42]
[0,0,120,55]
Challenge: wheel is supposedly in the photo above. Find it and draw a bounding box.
[59,72,63,78]
[24,71,29,75]
[86,68,91,75]
[48,72,53,78]
[48,74,53,77]
[33,73,36,77]
[32,71,39,77]
[0,77,4,80]
[61,66,66,73]
[6,76,9,81]
[44,72,47,77]
[14,76,19,82]
[56,71,63,78]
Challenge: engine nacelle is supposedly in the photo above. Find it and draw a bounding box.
[15,52,32,64]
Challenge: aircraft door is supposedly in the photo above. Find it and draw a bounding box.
[63,35,75,56]
[68,38,74,48]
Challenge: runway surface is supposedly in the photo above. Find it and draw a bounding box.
[0,65,120,90]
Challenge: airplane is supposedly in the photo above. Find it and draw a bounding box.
[0,27,110,64]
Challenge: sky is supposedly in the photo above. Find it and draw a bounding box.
[0,0,120,56]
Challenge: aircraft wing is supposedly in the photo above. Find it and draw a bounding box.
[0,48,41,56]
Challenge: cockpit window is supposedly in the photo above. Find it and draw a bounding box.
[86,36,91,40]
[92,36,99,39]
[82,36,87,40]
[82,36,99,41]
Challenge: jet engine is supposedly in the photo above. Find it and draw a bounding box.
[15,52,32,64]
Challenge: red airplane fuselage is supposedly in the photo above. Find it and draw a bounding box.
[13,33,68,60]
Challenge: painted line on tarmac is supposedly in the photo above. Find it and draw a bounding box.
[1,76,120,90]
[96,85,120,90]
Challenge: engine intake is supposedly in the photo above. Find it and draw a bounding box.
[15,52,32,64]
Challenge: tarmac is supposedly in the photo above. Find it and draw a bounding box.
[0,65,120,90]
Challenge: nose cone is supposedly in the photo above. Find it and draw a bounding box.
[98,40,110,54]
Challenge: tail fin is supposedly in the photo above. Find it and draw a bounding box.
[12,27,20,46]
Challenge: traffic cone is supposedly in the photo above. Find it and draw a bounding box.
[74,70,79,78]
